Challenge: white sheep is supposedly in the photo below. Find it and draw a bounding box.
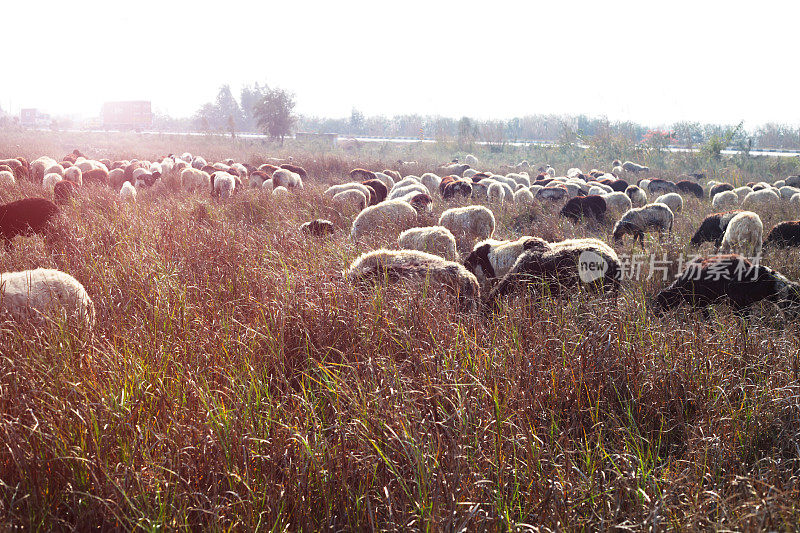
[42,173,63,192]
[30,156,58,183]
[397,226,459,261]
[0,171,16,186]
[465,154,479,167]
[624,185,647,207]
[463,169,478,179]
[345,249,480,311]
[566,168,583,178]
[373,172,395,190]
[779,186,800,200]
[612,203,674,245]
[506,173,531,187]
[719,211,763,258]
[108,168,126,188]
[120,181,137,201]
[0,268,95,330]
[181,168,211,193]
[487,182,506,204]
[261,179,274,192]
[464,236,552,289]
[602,191,633,214]
[272,169,303,190]
[351,199,418,241]
[438,205,496,252]
[790,193,800,212]
[420,173,442,195]
[514,188,535,206]
[612,165,625,175]
[588,184,613,195]
[712,190,739,210]
[393,176,422,189]
[732,186,753,199]
[742,188,780,212]
[272,186,290,197]
[536,186,569,202]
[333,189,368,212]
[388,183,429,201]
[655,193,683,214]
[213,172,236,198]
[325,182,373,200]
[44,163,64,178]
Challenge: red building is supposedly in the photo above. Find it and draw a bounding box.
[101,101,152,130]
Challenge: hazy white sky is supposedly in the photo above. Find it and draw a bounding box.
[5,0,799,127]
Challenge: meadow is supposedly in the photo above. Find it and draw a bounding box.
[0,129,799,530]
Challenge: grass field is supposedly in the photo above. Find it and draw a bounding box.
[0,130,799,530]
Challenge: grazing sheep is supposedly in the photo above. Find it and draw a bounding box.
[325,183,373,201]
[0,171,15,186]
[0,268,95,330]
[506,173,531,187]
[689,211,742,247]
[655,192,683,214]
[514,188,535,206]
[734,187,754,199]
[300,219,335,237]
[676,180,704,198]
[487,182,506,204]
[420,173,442,195]
[398,226,459,261]
[712,190,739,210]
[82,168,109,186]
[44,163,64,178]
[718,211,763,258]
[351,199,418,241]
[120,181,137,201]
[389,183,430,201]
[536,185,569,202]
[791,193,800,212]
[622,161,649,173]
[624,185,647,207]
[53,180,77,206]
[438,206,496,252]
[465,154,479,167]
[439,163,470,176]
[382,170,402,182]
[471,182,489,201]
[779,186,800,200]
[399,193,433,213]
[487,238,621,303]
[211,172,236,199]
[463,169,478,180]
[612,204,674,245]
[612,165,625,175]
[43,173,63,192]
[588,183,613,195]
[646,179,677,196]
[763,220,800,248]
[280,163,308,181]
[560,195,606,223]
[31,156,58,183]
[785,175,800,188]
[350,168,377,182]
[566,168,583,179]
[272,186,290,197]
[249,171,270,188]
[0,198,59,248]
[0,159,26,181]
[181,168,211,192]
[108,168,126,188]
[441,178,473,200]
[362,179,388,203]
[464,236,552,289]
[372,172,395,190]
[345,249,480,311]
[710,183,734,198]
[602,191,633,214]
[333,189,368,212]
[652,254,800,318]
[272,169,302,190]
[742,188,780,212]
[608,179,629,192]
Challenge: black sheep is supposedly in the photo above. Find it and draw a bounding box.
[653,254,800,317]
[609,179,628,192]
[709,183,734,198]
[689,211,741,247]
[676,180,704,198]
[559,195,607,223]
[0,198,60,249]
[764,221,800,248]
[300,219,335,237]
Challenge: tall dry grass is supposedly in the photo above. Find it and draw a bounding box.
[0,131,798,530]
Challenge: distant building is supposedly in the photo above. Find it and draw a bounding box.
[20,108,51,128]
[101,101,152,130]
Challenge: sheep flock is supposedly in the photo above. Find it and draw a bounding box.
[3,142,800,529]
